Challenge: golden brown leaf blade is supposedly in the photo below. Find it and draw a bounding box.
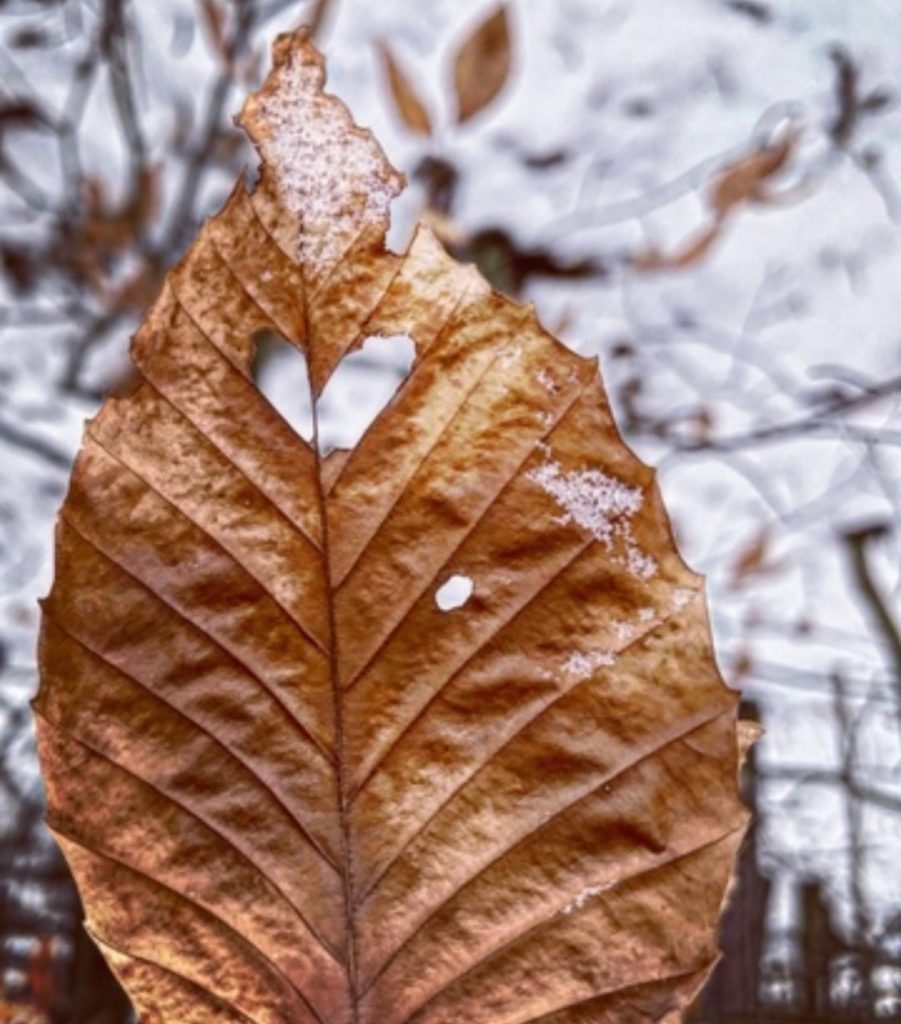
[378,41,433,137]
[453,5,512,123]
[36,28,748,1024]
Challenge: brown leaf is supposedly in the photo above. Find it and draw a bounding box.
[453,5,512,123]
[377,41,432,137]
[634,131,797,272]
[710,130,796,218]
[36,29,748,1024]
[729,527,781,589]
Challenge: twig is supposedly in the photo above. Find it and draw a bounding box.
[100,0,147,198]
[0,419,72,470]
[163,0,256,252]
[59,307,125,397]
[307,0,336,41]
[671,372,901,452]
[843,523,901,723]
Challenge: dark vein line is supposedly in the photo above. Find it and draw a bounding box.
[361,700,730,943]
[308,220,374,300]
[307,251,408,400]
[50,822,330,1024]
[88,928,275,1024]
[385,822,743,1021]
[167,264,262,378]
[42,612,340,874]
[328,285,476,494]
[207,225,305,348]
[496,964,715,1024]
[313,409,361,1023]
[143,375,322,555]
[267,186,363,1023]
[348,537,591,811]
[332,342,504,593]
[342,378,590,695]
[353,591,693,822]
[84,429,330,657]
[60,512,335,766]
[248,189,302,267]
[36,710,343,966]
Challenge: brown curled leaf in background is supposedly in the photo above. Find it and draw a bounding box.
[453,5,512,123]
[633,129,797,272]
[36,29,750,1024]
[377,41,432,137]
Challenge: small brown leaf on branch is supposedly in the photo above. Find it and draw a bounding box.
[36,28,749,1024]
[377,41,432,137]
[711,129,796,217]
[453,5,512,123]
[634,129,797,271]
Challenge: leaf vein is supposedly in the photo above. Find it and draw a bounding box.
[50,821,332,1024]
[41,610,340,873]
[36,709,344,967]
[60,510,335,766]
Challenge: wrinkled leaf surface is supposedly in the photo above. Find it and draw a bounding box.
[36,30,748,1024]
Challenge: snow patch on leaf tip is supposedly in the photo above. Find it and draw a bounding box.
[248,36,404,269]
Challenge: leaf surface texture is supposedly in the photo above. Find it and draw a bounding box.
[36,30,748,1024]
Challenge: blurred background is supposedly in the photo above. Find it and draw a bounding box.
[0,0,899,1020]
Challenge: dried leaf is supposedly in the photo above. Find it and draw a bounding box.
[377,41,432,137]
[729,527,782,589]
[710,130,795,218]
[36,29,749,1024]
[453,5,512,123]
[732,534,768,588]
[634,131,797,271]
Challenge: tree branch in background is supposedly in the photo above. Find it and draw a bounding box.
[0,419,72,471]
[843,522,901,718]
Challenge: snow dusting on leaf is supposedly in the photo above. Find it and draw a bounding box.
[563,649,617,680]
[527,456,657,578]
[242,32,404,270]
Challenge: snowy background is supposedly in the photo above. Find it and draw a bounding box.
[1,0,899,1017]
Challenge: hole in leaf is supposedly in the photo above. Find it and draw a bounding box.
[316,334,415,455]
[252,332,314,441]
[435,574,474,612]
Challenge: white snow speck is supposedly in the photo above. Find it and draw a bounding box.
[562,882,613,915]
[624,542,658,581]
[612,619,636,642]
[435,574,474,612]
[527,457,657,579]
[563,649,617,680]
[638,606,655,623]
[537,368,559,392]
[527,459,642,545]
[500,344,523,368]
[672,587,696,611]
